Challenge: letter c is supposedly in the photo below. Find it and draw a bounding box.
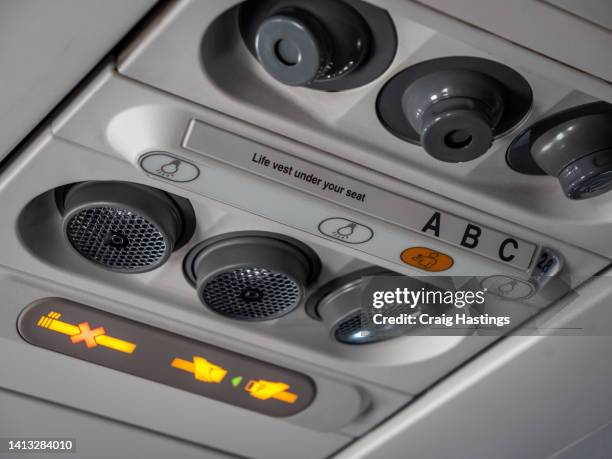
[499,238,519,262]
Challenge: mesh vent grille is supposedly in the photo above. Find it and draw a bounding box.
[334,308,403,344]
[66,206,169,272]
[334,313,366,343]
[201,267,301,320]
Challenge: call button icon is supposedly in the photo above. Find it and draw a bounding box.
[400,247,454,272]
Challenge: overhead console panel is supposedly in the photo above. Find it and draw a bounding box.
[1,1,611,459]
[117,0,612,257]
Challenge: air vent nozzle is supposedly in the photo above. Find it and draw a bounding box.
[307,268,449,345]
[239,0,396,91]
[184,232,321,321]
[59,181,195,273]
[378,56,533,162]
[507,102,612,200]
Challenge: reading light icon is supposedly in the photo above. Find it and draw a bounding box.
[244,379,298,404]
[332,222,357,240]
[157,159,181,177]
[171,356,227,383]
[36,311,136,354]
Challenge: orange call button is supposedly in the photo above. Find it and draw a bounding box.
[400,247,454,272]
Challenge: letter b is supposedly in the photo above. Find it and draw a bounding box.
[461,224,481,249]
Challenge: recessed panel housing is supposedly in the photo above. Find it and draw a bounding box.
[18,298,316,417]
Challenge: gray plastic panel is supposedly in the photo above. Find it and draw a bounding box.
[3,128,467,396]
[418,0,612,82]
[0,0,155,160]
[552,420,612,459]
[183,119,537,271]
[545,0,612,31]
[0,389,236,459]
[1,3,611,457]
[335,270,612,459]
[0,271,355,459]
[114,0,612,261]
[51,70,609,285]
[34,68,606,402]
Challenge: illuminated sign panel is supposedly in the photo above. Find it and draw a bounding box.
[18,299,315,417]
[36,311,137,353]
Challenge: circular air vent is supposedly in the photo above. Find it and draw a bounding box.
[238,0,397,90]
[506,101,612,200]
[59,181,195,273]
[332,312,378,345]
[307,268,448,345]
[201,267,301,320]
[377,56,532,162]
[184,232,321,321]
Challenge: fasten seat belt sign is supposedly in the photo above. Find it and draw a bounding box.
[418,210,537,271]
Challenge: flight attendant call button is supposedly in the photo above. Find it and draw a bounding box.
[400,247,454,272]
